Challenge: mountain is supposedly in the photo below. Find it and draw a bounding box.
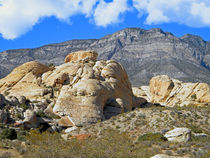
[0,28,210,86]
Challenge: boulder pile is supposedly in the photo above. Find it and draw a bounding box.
[0,50,142,127]
[133,75,210,107]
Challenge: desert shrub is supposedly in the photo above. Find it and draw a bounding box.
[36,111,49,118]
[0,128,17,140]
[138,133,167,142]
[191,94,197,100]
[186,124,203,133]
[0,152,11,158]
[48,63,54,67]
[16,130,27,141]
[16,113,22,119]
[191,135,210,142]
[3,91,10,96]
[19,104,28,110]
[24,129,159,158]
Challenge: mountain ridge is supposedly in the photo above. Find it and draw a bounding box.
[0,27,209,86]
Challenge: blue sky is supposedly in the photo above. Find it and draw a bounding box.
[0,0,210,52]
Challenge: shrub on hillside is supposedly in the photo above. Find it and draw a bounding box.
[0,128,17,140]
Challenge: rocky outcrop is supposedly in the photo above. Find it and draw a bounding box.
[0,50,138,126]
[51,52,134,125]
[133,75,210,107]
[0,61,51,99]
[64,50,98,63]
[164,128,191,142]
[150,75,174,103]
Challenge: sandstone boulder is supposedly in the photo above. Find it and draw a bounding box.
[150,75,174,104]
[58,116,75,127]
[164,128,191,142]
[134,75,210,107]
[52,59,134,125]
[0,61,51,99]
[64,50,98,63]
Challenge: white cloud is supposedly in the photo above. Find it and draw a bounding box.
[133,0,210,27]
[94,0,129,27]
[0,0,210,40]
[0,0,98,39]
[191,2,210,26]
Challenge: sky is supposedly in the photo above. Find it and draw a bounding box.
[0,0,210,52]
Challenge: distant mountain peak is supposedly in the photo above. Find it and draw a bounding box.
[0,27,209,86]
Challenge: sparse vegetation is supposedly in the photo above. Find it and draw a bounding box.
[19,103,28,111]
[36,110,49,118]
[0,128,17,140]
[138,133,167,142]
[191,94,197,100]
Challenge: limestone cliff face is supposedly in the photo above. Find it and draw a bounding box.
[0,28,209,86]
[0,51,136,125]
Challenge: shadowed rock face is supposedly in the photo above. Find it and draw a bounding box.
[0,28,209,86]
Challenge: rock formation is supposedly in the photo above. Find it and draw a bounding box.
[133,75,210,107]
[50,51,134,125]
[164,128,191,143]
[64,50,98,63]
[0,50,138,126]
[0,61,51,99]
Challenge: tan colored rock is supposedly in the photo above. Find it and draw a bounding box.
[0,61,51,99]
[132,86,151,101]
[52,59,134,125]
[150,75,174,104]
[58,116,75,127]
[0,51,136,126]
[64,50,98,63]
[145,75,210,107]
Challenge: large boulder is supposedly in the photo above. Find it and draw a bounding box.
[150,75,174,104]
[0,61,51,99]
[52,58,134,125]
[64,50,98,63]
[164,128,191,142]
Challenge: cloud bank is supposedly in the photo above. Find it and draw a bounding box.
[133,0,210,27]
[0,0,210,39]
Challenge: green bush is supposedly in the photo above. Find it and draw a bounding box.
[138,133,167,142]
[19,104,28,110]
[191,94,197,100]
[0,128,17,140]
[36,111,49,118]
[48,63,54,67]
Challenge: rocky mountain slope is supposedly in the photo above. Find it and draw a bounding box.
[0,28,210,86]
